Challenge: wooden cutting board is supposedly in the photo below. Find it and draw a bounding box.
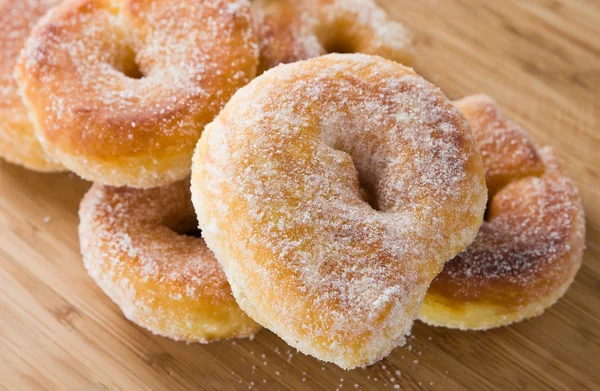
[1,1,599,390]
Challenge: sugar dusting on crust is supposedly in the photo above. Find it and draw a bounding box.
[0,0,63,171]
[192,54,486,368]
[79,180,260,342]
[454,94,546,197]
[424,95,585,323]
[434,158,584,303]
[16,0,257,187]
[253,0,414,73]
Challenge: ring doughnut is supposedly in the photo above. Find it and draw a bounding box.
[16,0,257,188]
[419,94,586,330]
[191,54,487,368]
[253,0,414,74]
[79,180,261,342]
[0,0,63,171]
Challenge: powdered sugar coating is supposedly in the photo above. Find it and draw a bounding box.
[0,0,64,171]
[253,0,414,73]
[191,54,486,368]
[16,0,258,188]
[420,95,586,330]
[79,180,261,342]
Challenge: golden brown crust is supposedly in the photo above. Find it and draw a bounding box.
[0,0,64,171]
[419,95,586,330]
[191,54,486,368]
[78,180,261,343]
[253,0,414,74]
[16,0,258,188]
[454,94,546,197]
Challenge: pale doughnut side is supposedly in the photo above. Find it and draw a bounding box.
[419,95,586,330]
[79,180,261,342]
[191,54,487,368]
[253,0,414,73]
[16,0,258,188]
[0,0,63,171]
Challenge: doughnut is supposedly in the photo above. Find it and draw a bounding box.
[419,94,586,330]
[79,179,261,342]
[16,0,257,188]
[191,54,487,368]
[253,0,414,74]
[0,0,63,171]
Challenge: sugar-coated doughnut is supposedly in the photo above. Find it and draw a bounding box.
[16,0,257,188]
[191,54,487,368]
[253,0,414,74]
[79,180,261,342]
[0,0,64,171]
[419,94,586,330]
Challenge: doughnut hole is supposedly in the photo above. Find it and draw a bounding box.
[101,0,143,79]
[171,217,203,239]
[320,26,356,55]
[359,186,379,210]
[317,17,381,57]
[120,45,144,79]
[323,141,381,211]
[179,227,203,239]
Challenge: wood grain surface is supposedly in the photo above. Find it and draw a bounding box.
[1,1,599,390]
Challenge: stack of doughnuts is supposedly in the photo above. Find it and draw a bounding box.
[3,0,585,370]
